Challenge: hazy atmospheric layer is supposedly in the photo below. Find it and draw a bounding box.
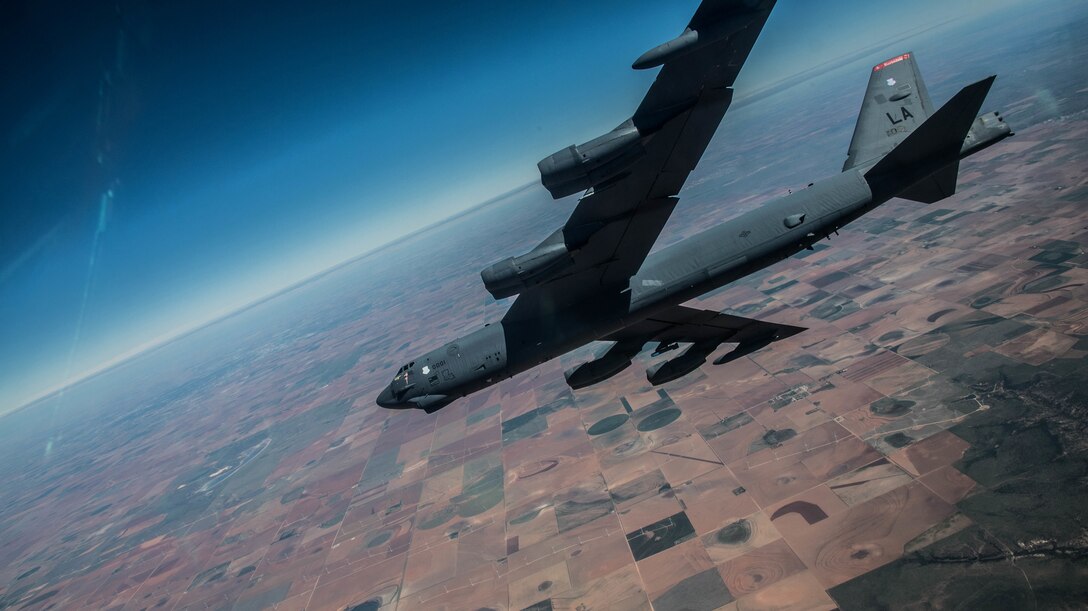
[0,0,1056,411]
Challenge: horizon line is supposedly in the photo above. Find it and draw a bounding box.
[0,180,539,420]
[0,11,991,419]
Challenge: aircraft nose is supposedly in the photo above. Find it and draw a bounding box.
[376,385,399,408]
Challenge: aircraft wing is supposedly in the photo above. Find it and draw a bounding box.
[501,0,776,323]
[603,304,805,346]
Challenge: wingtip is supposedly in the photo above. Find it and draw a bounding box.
[972,74,998,94]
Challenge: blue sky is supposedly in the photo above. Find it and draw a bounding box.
[0,0,1040,410]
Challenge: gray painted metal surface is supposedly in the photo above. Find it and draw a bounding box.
[376,0,1013,413]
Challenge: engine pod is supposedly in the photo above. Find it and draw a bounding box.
[481,238,573,299]
[538,120,646,199]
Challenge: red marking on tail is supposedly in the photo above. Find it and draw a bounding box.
[874,53,911,72]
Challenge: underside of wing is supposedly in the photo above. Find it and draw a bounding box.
[564,304,804,389]
[491,1,776,323]
[604,304,805,346]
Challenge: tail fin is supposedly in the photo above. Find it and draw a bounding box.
[865,76,998,203]
[843,52,935,172]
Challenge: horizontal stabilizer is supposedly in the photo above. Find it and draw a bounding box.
[867,76,995,178]
[865,76,995,203]
[896,161,959,204]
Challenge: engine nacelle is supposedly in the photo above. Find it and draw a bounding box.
[565,339,644,390]
[646,340,721,386]
[632,7,761,70]
[538,120,646,199]
[481,241,573,300]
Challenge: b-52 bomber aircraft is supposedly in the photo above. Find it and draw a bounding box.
[377,0,1012,413]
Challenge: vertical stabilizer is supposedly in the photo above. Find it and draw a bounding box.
[843,53,935,171]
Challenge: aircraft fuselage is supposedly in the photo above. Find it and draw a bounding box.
[377,167,879,412]
[378,95,1013,413]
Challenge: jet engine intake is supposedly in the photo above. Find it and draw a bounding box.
[481,241,574,300]
[538,120,646,199]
